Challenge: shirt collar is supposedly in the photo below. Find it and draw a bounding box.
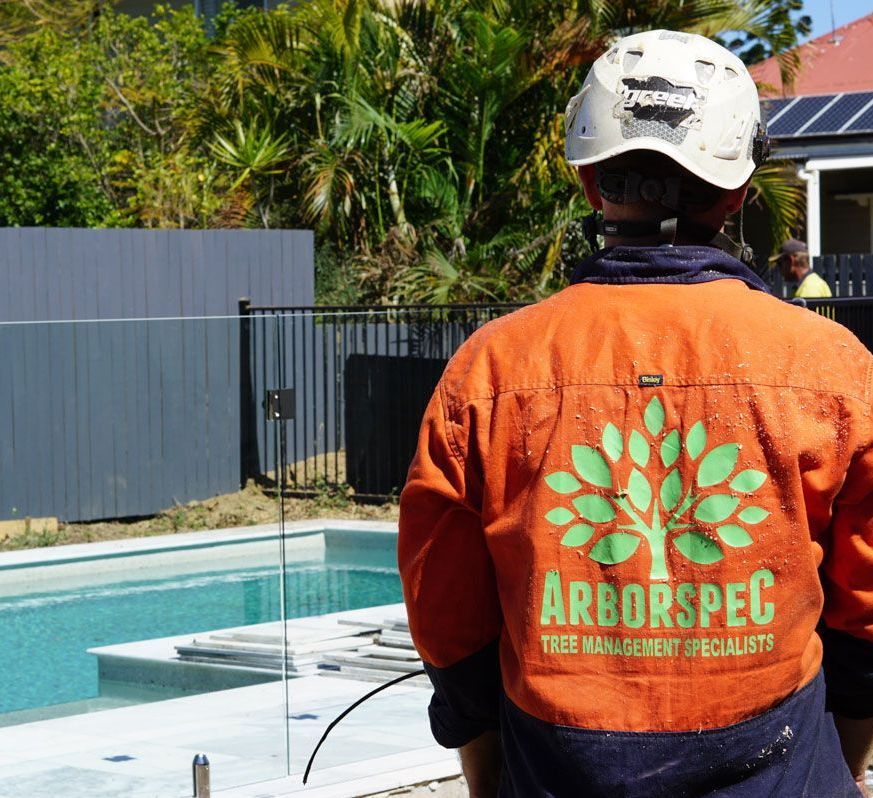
[569,245,771,294]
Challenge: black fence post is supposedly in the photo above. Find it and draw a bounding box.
[238,297,257,487]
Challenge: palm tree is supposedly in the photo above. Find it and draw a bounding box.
[202,0,807,301]
[209,117,293,228]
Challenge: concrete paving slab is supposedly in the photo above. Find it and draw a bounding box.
[0,675,453,798]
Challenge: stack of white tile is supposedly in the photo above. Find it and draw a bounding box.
[173,610,428,685]
[318,616,427,684]
[175,626,380,675]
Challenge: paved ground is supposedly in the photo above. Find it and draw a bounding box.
[368,776,466,797]
[0,675,458,798]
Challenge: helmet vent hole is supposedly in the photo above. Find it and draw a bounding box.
[725,66,739,81]
[695,60,716,84]
[605,47,618,64]
[622,50,643,71]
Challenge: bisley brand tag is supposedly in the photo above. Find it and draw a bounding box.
[638,374,664,387]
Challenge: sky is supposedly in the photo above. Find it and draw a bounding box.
[802,0,873,40]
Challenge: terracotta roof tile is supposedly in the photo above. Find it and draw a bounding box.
[749,12,873,97]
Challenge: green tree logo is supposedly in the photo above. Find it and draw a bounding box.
[543,397,769,581]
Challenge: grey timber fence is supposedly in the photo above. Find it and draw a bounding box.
[0,228,314,321]
[0,228,312,523]
[0,317,248,523]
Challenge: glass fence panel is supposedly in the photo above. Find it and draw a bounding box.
[282,522,430,790]
[0,315,289,796]
[268,308,456,792]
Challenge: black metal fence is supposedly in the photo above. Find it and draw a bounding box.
[240,303,523,499]
[241,294,873,500]
[803,296,873,352]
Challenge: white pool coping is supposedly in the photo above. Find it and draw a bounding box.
[0,519,398,569]
[0,519,399,594]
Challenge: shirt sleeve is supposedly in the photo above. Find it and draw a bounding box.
[398,381,503,747]
[820,397,873,718]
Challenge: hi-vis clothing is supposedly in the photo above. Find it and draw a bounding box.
[795,270,833,299]
[398,245,873,797]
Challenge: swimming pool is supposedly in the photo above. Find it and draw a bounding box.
[0,523,401,721]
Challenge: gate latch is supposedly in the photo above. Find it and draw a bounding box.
[266,389,295,421]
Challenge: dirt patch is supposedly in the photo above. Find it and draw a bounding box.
[0,481,399,552]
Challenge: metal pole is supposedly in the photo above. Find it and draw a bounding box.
[238,298,254,487]
[192,754,210,797]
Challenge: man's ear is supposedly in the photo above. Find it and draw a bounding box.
[725,180,751,214]
[577,165,603,210]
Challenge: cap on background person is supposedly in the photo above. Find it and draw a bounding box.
[779,238,808,257]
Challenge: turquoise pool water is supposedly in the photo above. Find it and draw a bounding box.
[0,558,402,716]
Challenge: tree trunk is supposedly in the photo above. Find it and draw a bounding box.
[647,503,668,582]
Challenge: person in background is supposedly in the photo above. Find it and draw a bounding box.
[399,27,872,798]
[778,237,833,298]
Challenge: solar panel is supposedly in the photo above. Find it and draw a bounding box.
[803,92,873,134]
[845,101,873,133]
[767,95,834,136]
[760,97,792,125]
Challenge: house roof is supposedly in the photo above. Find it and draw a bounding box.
[750,12,873,97]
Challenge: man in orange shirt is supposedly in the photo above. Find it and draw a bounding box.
[399,29,873,797]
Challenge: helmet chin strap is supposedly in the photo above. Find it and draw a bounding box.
[582,212,756,266]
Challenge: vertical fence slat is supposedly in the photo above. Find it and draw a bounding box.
[838,254,850,298]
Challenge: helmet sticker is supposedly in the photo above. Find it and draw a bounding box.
[616,77,705,130]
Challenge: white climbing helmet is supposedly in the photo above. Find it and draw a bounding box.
[565,29,768,190]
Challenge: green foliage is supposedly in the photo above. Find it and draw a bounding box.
[718,0,811,67]
[0,0,808,298]
[747,161,806,254]
[0,3,217,227]
[315,243,362,305]
[310,477,354,511]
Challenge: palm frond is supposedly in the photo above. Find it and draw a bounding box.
[208,118,291,187]
[747,160,805,253]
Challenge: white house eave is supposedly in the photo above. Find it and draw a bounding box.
[805,155,873,172]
